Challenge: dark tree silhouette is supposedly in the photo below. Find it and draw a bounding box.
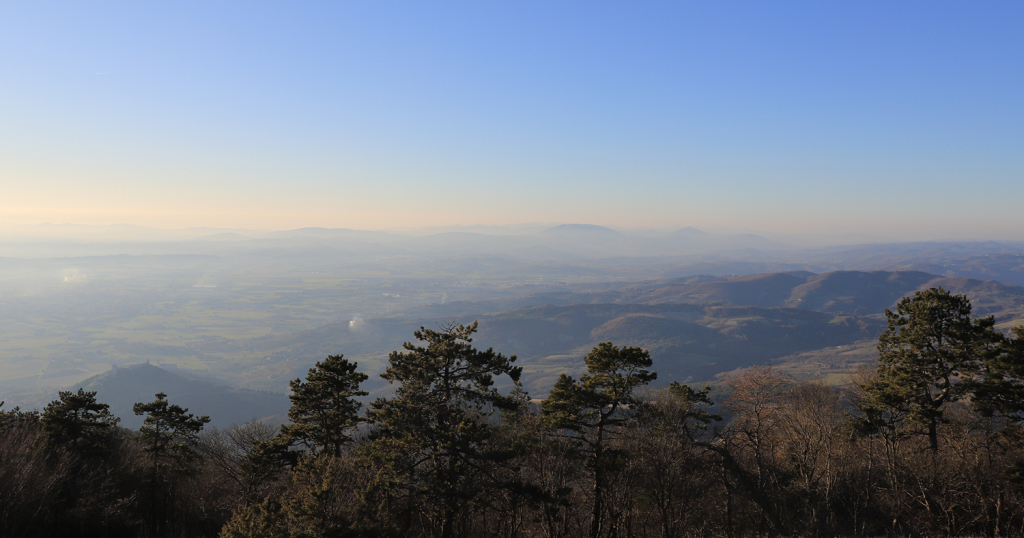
[41,388,119,458]
[542,342,656,538]
[368,321,523,538]
[285,354,368,457]
[134,392,211,535]
[858,287,1002,452]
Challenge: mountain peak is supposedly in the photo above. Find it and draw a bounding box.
[673,226,709,237]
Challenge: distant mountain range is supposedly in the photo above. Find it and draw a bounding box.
[0,223,795,260]
[5,224,1024,285]
[541,224,623,236]
[237,269,1024,397]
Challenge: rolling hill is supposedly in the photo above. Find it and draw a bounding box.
[625,270,1024,318]
[244,302,884,397]
[66,363,289,429]
[232,269,1024,397]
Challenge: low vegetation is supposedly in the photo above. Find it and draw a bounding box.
[6,287,1024,537]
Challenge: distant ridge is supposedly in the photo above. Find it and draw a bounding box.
[196,232,250,241]
[264,227,360,238]
[540,224,622,235]
[632,270,1024,318]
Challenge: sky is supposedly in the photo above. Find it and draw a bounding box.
[1,2,1022,240]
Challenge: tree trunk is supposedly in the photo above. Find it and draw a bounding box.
[591,426,605,538]
[442,512,454,538]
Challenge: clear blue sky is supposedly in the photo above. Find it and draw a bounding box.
[1,2,1022,239]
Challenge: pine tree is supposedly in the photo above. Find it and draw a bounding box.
[367,321,523,538]
[541,341,656,538]
[975,326,1024,421]
[134,392,211,468]
[133,392,211,535]
[41,388,119,458]
[858,287,1002,452]
[285,354,368,457]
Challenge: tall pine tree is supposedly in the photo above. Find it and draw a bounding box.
[285,354,368,457]
[134,392,211,535]
[858,287,1002,452]
[367,321,522,538]
[41,388,119,459]
[542,342,656,538]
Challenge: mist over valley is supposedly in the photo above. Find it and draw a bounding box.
[4,223,1024,426]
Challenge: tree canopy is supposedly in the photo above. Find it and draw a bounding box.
[542,341,656,538]
[858,287,1003,451]
[285,354,368,457]
[41,388,119,458]
[368,321,523,538]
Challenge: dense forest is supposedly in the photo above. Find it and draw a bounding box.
[6,287,1024,537]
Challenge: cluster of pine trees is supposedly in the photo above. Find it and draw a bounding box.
[6,287,1024,537]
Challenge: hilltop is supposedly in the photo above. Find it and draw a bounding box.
[57,363,289,428]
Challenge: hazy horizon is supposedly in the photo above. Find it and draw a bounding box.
[0,219,1010,246]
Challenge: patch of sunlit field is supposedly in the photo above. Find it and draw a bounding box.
[768,339,879,385]
[516,356,590,398]
[996,317,1024,331]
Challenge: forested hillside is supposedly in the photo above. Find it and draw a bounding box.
[6,288,1024,537]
